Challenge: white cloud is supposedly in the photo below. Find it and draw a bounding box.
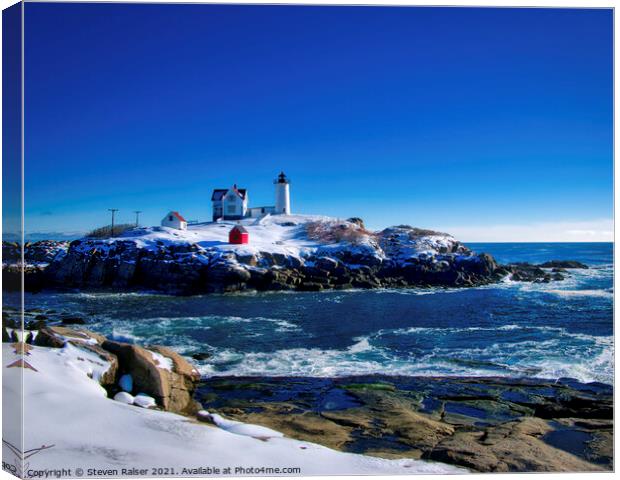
[442,219,614,243]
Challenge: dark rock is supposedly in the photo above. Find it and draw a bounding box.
[30,227,577,295]
[61,316,86,325]
[34,327,66,348]
[538,260,589,269]
[236,254,258,266]
[191,352,212,361]
[508,263,555,283]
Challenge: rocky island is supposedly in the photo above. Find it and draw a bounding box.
[2,215,587,295]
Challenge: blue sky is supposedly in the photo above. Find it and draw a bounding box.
[20,4,612,241]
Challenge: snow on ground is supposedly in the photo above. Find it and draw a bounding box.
[115,214,333,258]
[2,342,465,476]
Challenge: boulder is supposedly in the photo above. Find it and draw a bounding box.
[101,341,200,414]
[191,352,212,361]
[315,256,340,272]
[34,327,66,348]
[76,342,119,387]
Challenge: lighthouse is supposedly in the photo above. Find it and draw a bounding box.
[274,171,291,215]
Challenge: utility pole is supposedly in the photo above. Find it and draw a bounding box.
[134,210,142,227]
[108,209,118,236]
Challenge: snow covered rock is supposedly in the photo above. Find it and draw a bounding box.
[133,393,156,408]
[37,215,519,293]
[113,391,134,404]
[201,412,285,440]
[102,341,200,414]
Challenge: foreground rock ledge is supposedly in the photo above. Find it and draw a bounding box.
[197,375,613,472]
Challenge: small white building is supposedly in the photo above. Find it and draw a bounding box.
[247,206,276,218]
[161,211,188,230]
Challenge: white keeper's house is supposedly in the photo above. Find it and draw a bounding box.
[212,172,291,222]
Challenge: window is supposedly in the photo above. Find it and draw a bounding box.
[227,205,236,214]
[169,216,173,221]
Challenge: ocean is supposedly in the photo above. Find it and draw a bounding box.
[10,242,614,384]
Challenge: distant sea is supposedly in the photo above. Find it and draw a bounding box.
[10,242,614,385]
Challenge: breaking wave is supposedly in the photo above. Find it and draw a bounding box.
[196,323,613,384]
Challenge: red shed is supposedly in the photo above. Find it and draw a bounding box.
[229,225,249,244]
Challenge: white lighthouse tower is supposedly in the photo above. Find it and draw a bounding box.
[274,171,291,215]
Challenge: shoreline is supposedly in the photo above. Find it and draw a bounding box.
[2,318,613,473]
[2,219,591,295]
[197,374,613,472]
[3,327,613,472]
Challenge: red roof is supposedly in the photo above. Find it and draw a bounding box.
[172,211,187,222]
[231,225,248,233]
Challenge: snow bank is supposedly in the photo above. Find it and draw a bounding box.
[2,343,465,476]
[71,215,462,269]
[79,214,333,259]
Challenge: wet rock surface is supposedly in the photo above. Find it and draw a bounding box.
[197,375,613,472]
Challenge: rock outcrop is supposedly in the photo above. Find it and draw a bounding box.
[198,375,613,472]
[10,321,201,415]
[102,341,201,414]
[2,218,592,295]
[3,222,588,295]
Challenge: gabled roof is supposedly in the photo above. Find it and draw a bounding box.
[233,187,247,199]
[211,189,228,201]
[169,211,187,222]
[231,225,248,233]
[212,186,247,201]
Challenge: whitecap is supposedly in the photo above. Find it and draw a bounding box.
[348,337,373,354]
[544,289,614,299]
